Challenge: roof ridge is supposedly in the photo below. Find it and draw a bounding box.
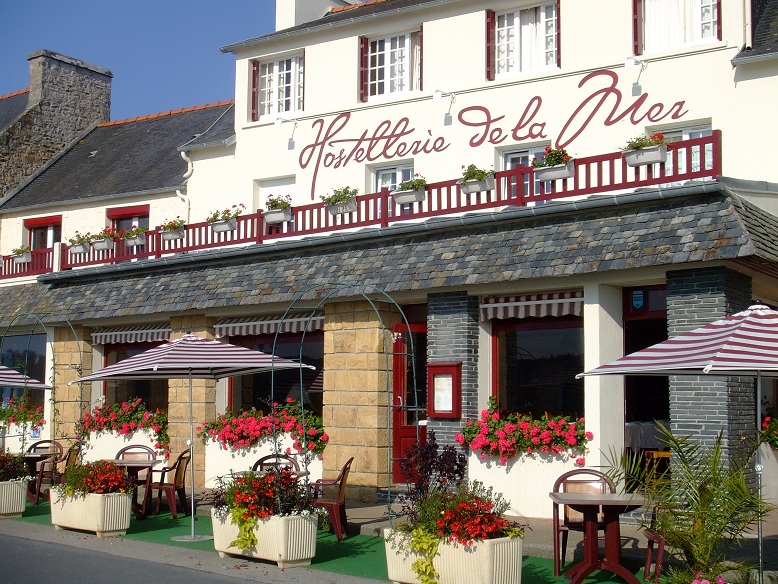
[100,100,235,127]
[329,0,390,14]
[0,88,29,101]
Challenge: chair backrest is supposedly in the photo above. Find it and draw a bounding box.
[115,444,156,461]
[334,457,355,504]
[63,443,81,470]
[252,454,300,473]
[172,450,191,489]
[553,468,616,525]
[26,440,63,457]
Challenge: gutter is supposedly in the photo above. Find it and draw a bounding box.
[731,51,778,66]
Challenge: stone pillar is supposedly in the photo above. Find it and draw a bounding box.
[51,324,92,447]
[323,300,401,502]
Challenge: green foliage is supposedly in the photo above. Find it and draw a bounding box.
[459,164,493,182]
[0,452,29,481]
[622,132,666,151]
[397,174,427,191]
[532,146,572,168]
[408,528,440,584]
[0,391,45,429]
[11,245,31,256]
[320,186,358,205]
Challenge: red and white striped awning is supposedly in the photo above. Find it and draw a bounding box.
[91,325,172,345]
[214,314,324,338]
[480,290,584,321]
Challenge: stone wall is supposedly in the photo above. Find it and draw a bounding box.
[51,324,92,448]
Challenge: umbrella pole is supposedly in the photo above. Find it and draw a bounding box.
[757,372,764,584]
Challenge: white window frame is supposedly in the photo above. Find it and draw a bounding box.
[28,224,61,250]
[375,163,414,193]
[503,147,548,204]
[368,32,421,97]
[495,3,558,76]
[657,124,713,175]
[642,0,718,54]
[257,54,304,118]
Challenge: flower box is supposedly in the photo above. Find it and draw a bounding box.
[623,144,667,167]
[80,429,162,463]
[458,173,495,195]
[50,489,132,537]
[68,242,91,255]
[384,528,523,584]
[123,234,146,247]
[326,200,357,216]
[0,480,28,518]
[161,227,185,241]
[264,208,292,225]
[12,252,31,264]
[391,189,426,205]
[212,510,317,568]
[210,218,237,233]
[91,238,114,251]
[534,160,575,181]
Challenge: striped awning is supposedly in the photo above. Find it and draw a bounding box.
[214,314,324,338]
[480,290,584,321]
[91,325,172,345]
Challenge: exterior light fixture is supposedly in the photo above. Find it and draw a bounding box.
[433,90,457,125]
[624,57,648,96]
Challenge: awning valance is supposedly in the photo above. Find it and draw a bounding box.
[214,314,324,338]
[480,290,584,321]
[91,325,172,345]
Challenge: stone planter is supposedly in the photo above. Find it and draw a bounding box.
[458,173,496,195]
[264,208,292,225]
[50,490,132,537]
[210,218,237,233]
[12,252,31,264]
[391,189,426,205]
[123,233,146,246]
[68,242,91,255]
[0,480,28,518]
[161,227,185,241]
[534,160,575,181]
[91,238,115,251]
[212,510,317,568]
[326,199,357,215]
[623,144,667,167]
[384,528,523,584]
[80,429,163,463]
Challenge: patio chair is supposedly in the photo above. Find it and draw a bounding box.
[643,506,667,583]
[310,457,354,542]
[552,468,616,576]
[115,444,157,505]
[251,453,300,473]
[149,449,190,519]
[54,442,82,485]
[26,440,63,504]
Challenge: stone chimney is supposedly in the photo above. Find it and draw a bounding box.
[274,0,360,31]
[0,50,112,199]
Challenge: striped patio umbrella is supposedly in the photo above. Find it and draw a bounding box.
[73,334,315,541]
[0,364,51,389]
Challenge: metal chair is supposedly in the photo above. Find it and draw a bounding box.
[115,444,157,508]
[251,453,300,473]
[26,440,63,504]
[643,506,667,583]
[310,457,354,542]
[149,449,190,519]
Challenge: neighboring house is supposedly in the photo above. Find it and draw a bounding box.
[1,0,777,514]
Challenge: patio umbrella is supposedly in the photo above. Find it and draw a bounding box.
[0,364,52,389]
[72,333,315,541]
[578,303,778,584]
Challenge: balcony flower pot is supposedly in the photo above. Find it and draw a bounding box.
[264,208,292,225]
[161,227,185,241]
[91,238,115,251]
[623,144,667,167]
[0,480,28,519]
[534,160,575,181]
[384,528,523,584]
[50,489,132,538]
[210,217,237,233]
[68,242,91,255]
[12,252,31,264]
[211,509,317,568]
[326,199,357,216]
[391,188,426,205]
[458,173,495,195]
[123,233,146,247]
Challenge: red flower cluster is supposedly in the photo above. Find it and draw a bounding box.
[76,398,169,455]
[455,397,592,464]
[61,460,132,495]
[436,497,510,546]
[197,398,328,455]
[532,145,572,168]
[0,393,45,429]
[227,468,301,520]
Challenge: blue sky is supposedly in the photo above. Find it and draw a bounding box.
[1,0,276,121]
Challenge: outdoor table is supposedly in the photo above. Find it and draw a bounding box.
[549,491,646,584]
[23,451,58,503]
[107,459,161,519]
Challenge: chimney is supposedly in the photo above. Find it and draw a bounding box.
[275,0,360,31]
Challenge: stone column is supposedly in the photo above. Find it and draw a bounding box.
[51,324,92,447]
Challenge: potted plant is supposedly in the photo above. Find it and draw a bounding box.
[263,194,293,225]
[119,224,148,247]
[0,452,31,518]
[321,186,358,215]
[91,226,117,251]
[211,466,319,567]
[207,203,246,233]
[159,217,186,241]
[458,164,495,195]
[532,146,575,180]
[67,231,93,255]
[50,459,134,537]
[621,133,668,167]
[10,245,31,264]
[384,432,524,584]
[391,174,427,204]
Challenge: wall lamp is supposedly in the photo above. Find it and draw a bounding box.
[433,89,457,126]
[275,117,298,149]
[624,57,648,96]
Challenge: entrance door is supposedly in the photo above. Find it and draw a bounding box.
[391,323,427,482]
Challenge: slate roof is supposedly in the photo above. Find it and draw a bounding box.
[733,0,778,64]
[0,89,29,134]
[180,104,235,151]
[0,102,233,212]
[2,183,777,327]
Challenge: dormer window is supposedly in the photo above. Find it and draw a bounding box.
[250,53,304,122]
[359,30,422,101]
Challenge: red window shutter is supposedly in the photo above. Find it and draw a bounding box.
[251,60,259,122]
[23,215,62,228]
[301,51,306,111]
[633,0,644,56]
[716,0,722,41]
[358,36,369,102]
[485,10,495,81]
[418,24,423,92]
[106,205,150,220]
[556,0,561,68]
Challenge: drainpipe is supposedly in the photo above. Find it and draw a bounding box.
[176,150,194,223]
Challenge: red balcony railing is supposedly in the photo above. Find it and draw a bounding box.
[1,131,722,280]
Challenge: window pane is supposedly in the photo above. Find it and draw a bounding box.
[496,4,556,75]
[0,334,47,412]
[104,344,168,413]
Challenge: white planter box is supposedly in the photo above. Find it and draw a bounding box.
[210,218,237,233]
[212,510,317,568]
[123,234,146,246]
[50,490,132,537]
[81,429,164,463]
[91,238,115,251]
[458,173,495,195]
[68,242,91,255]
[13,252,31,264]
[161,227,185,240]
[534,160,575,181]
[264,208,292,224]
[204,435,322,488]
[391,189,425,205]
[327,200,357,215]
[0,480,28,518]
[384,528,523,584]
[623,144,667,167]
[468,451,578,518]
